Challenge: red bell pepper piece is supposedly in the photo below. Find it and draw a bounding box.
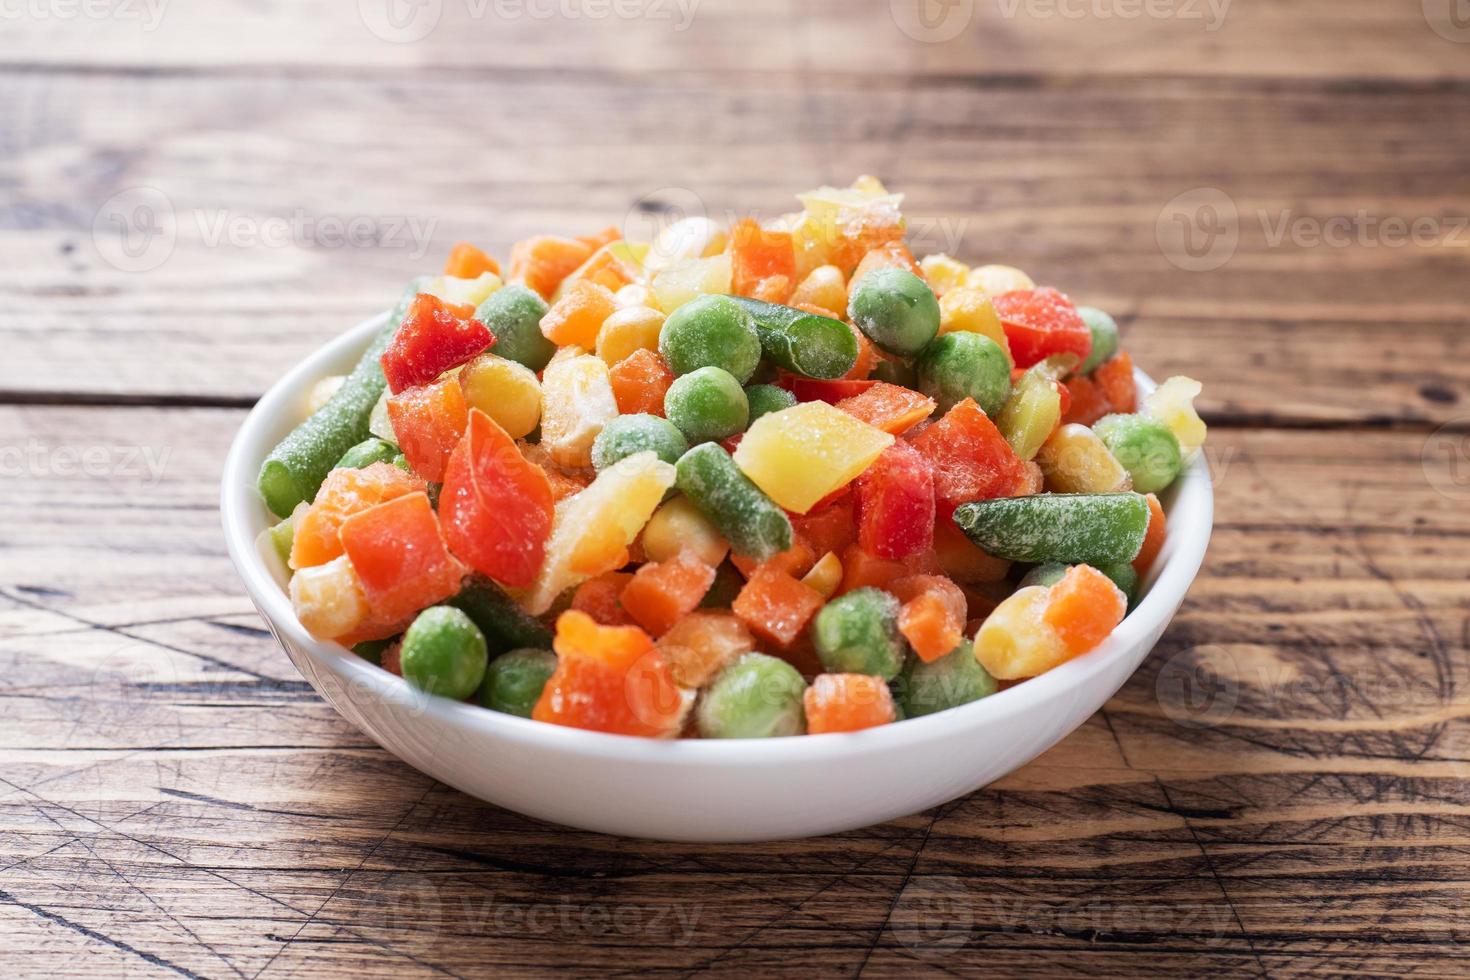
[381,293,493,395]
[992,287,1091,369]
[855,441,935,560]
[908,398,1026,522]
[386,375,469,482]
[439,408,556,589]
[785,376,879,404]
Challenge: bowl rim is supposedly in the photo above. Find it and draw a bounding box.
[221,310,1213,766]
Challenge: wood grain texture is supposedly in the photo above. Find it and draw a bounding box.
[2,5,1467,977]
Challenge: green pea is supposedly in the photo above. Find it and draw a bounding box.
[451,575,554,652]
[478,648,557,718]
[870,358,918,389]
[812,588,906,680]
[895,641,997,719]
[1078,307,1120,374]
[916,332,1011,416]
[953,493,1150,566]
[335,437,400,470]
[474,285,556,372]
[1100,561,1140,608]
[847,268,940,357]
[675,443,792,561]
[1092,414,1182,494]
[664,366,749,444]
[699,562,746,609]
[744,384,797,424]
[696,653,807,738]
[729,297,858,379]
[1017,562,1069,589]
[400,606,488,700]
[659,294,762,383]
[591,413,689,470]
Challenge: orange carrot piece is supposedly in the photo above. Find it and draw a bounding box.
[619,551,718,637]
[443,242,500,279]
[508,235,595,299]
[1133,492,1167,576]
[571,571,634,626]
[731,565,825,649]
[290,463,425,569]
[898,592,966,663]
[1061,374,1110,426]
[657,611,755,688]
[539,279,616,349]
[338,492,464,626]
[532,611,684,737]
[386,375,469,483]
[835,383,936,435]
[1043,564,1127,656]
[730,536,815,580]
[730,218,796,298]
[804,674,896,734]
[609,348,675,417]
[1094,351,1137,414]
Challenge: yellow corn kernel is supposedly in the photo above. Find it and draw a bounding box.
[966,264,1034,296]
[614,283,655,309]
[733,401,894,514]
[1036,423,1132,493]
[458,354,542,440]
[939,287,1012,366]
[974,586,1069,680]
[289,555,367,640]
[306,375,345,414]
[641,495,730,567]
[918,254,970,297]
[1144,376,1207,455]
[787,265,848,318]
[596,305,666,365]
[540,350,619,469]
[801,551,843,599]
[651,253,732,315]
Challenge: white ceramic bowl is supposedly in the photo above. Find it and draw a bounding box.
[222,312,1212,842]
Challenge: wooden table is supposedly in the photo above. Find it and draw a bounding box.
[3,3,1468,976]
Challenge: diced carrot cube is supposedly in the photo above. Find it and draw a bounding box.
[838,543,911,594]
[730,536,815,580]
[889,575,968,663]
[1133,492,1166,576]
[338,492,465,626]
[540,279,617,349]
[835,383,936,435]
[730,218,797,299]
[932,521,1010,584]
[609,348,675,417]
[443,242,500,279]
[577,226,621,251]
[732,565,824,649]
[1094,351,1137,414]
[386,375,469,483]
[657,611,755,688]
[619,551,718,637]
[290,463,425,569]
[1042,564,1127,656]
[843,325,878,380]
[508,235,596,299]
[1062,374,1110,426]
[804,674,896,734]
[533,611,685,737]
[571,571,634,626]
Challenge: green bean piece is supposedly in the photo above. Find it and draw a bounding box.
[591,413,689,470]
[811,588,907,680]
[895,640,997,719]
[1017,562,1069,590]
[352,637,394,666]
[916,331,1011,416]
[400,606,489,700]
[335,437,400,470]
[474,284,556,372]
[256,278,425,517]
[664,366,749,444]
[728,297,858,379]
[1100,561,1140,608]
[675,443,793,561]
[451,575,555,652]
[953,493,1150,565]
[478,648,557,718]
[1077,307,1120,374]
[696,654,807,738]
[847,268,940,357]
[1092,413,1183,494]
[659,294,762,382]
[744,383,797,424]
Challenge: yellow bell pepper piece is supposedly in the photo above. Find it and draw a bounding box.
[732,401,894,514]
[1144,376,1208,455]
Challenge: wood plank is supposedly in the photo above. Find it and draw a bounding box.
[2,404,1467,974]
[3,73,1467,422]
[2,0,1467,81]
